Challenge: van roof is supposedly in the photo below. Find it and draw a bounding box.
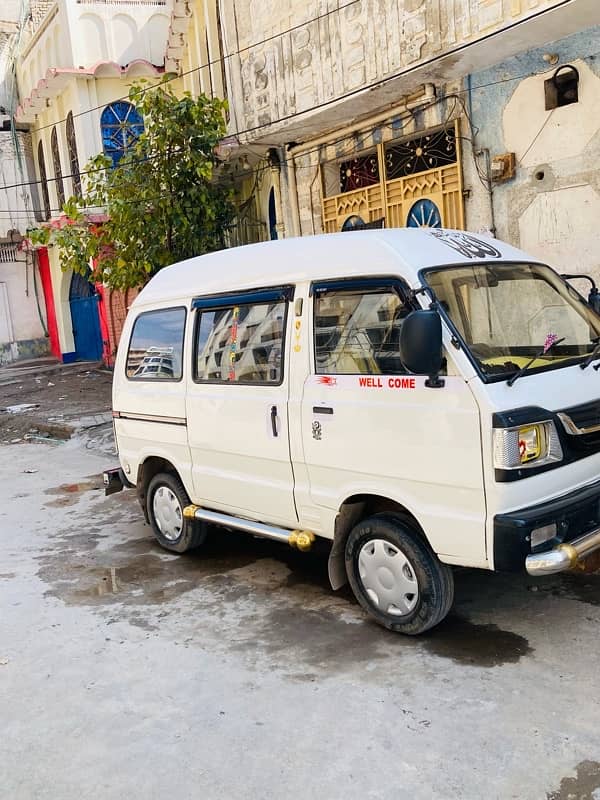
[132,228,536,308]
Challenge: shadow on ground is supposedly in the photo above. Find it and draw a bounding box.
[28,476,600,678]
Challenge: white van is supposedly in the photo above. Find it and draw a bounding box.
[104,228,600,635]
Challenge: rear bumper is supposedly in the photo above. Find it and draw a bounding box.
[103,466,133,496]
[494,477,600,574]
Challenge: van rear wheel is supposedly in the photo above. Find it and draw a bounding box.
[345,513,454,635]
[147,472,206,553]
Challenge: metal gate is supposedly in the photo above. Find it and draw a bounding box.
[322,120,464,233]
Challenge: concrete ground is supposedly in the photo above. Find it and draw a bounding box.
[0,361,112,446]
[1,441,600,800]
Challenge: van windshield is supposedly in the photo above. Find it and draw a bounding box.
[423,263,600,380]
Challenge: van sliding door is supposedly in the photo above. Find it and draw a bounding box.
[186,287,298,527]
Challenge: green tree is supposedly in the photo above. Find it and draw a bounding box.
[30,81,234,290]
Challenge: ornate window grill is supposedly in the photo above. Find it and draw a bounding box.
[100,101,144,167]
[37,140,51,220]
[385,127,456,180]
[50,126,65,208]
[66,112,82,198]
[339,152,379,193]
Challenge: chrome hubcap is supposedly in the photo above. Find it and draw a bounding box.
[152,486,183,541]
[358,539,419,616]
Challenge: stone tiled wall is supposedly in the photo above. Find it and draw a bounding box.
[224,0,572,134]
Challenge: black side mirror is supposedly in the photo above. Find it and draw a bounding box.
[589,288,600,316]
[399,309,444,388]
[561,273,600,315]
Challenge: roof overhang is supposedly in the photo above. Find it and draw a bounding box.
[15,60,164,124]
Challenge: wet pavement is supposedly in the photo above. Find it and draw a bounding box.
[1,442,600,799]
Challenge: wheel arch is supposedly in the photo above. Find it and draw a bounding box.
[137,456,183,523]
[328,494,428,590]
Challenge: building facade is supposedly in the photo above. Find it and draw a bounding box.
[0,5,52,365]
[13,0,171,363]
[173,0,600,286]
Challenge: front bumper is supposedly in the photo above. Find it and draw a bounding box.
[494,477,600,575]
[525,526,600,575]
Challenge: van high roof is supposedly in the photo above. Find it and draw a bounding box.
[133,228,534,308]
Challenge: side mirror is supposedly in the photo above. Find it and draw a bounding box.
[399,309,444,388]
[561,273,600,315]
[589,288,600,316]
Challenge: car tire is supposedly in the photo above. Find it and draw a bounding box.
[345,512,454,635]
[147,472,206,553]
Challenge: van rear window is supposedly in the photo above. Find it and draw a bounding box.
[194,301,286,384]
[126,307,186,381]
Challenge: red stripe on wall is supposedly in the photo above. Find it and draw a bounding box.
[95,283,111,367]
[36,248,61,359]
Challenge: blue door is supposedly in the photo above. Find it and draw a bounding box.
[69,273,103,361]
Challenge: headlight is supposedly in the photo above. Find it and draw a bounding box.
[493,420,563,470]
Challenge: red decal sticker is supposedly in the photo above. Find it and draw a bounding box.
[388,377,416,389]
[358,376,416,389]
[317,376,337,386]
[358,377,383,388]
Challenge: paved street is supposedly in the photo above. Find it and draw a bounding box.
[1,440,600,799]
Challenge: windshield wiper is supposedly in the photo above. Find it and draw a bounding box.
[580,336,600,370]
[507,336,565,387]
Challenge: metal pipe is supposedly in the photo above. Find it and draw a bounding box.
[526,526,600,576]
[183,506,315,551]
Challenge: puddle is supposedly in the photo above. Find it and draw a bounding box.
[37,495,534,673]
[38,523,264,608]
[547,760,600,800]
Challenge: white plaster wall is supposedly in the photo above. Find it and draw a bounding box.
[493,54,600,280]
[519,185,600,277]
[0,257,46,342]
[503,60,600,167]
[69,4,170,68]
[0,134,36,238]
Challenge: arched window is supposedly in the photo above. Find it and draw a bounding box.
[100,101,144,166]
[37,140,51,220]
[50,126,65,208]
[66,111,82,198]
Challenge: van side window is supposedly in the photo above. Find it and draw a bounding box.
[126,307,186,380]
[195,301,286,384]
[314,289,409,375]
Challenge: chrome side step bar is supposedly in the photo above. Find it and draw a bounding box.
[526,525,600,576]
[183,505,316,552]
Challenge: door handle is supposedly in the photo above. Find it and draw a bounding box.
[313,406,334,415]
[270,405,278,436]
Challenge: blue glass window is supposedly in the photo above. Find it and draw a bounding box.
[100,101,144,167]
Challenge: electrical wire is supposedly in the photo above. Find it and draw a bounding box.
[29,0,362,134]
[0,49,595,216]
[0,52,565,201]
[18,0,590,147]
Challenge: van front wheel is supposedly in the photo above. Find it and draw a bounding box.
[345,513,454,635]
[147,472,206,553]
